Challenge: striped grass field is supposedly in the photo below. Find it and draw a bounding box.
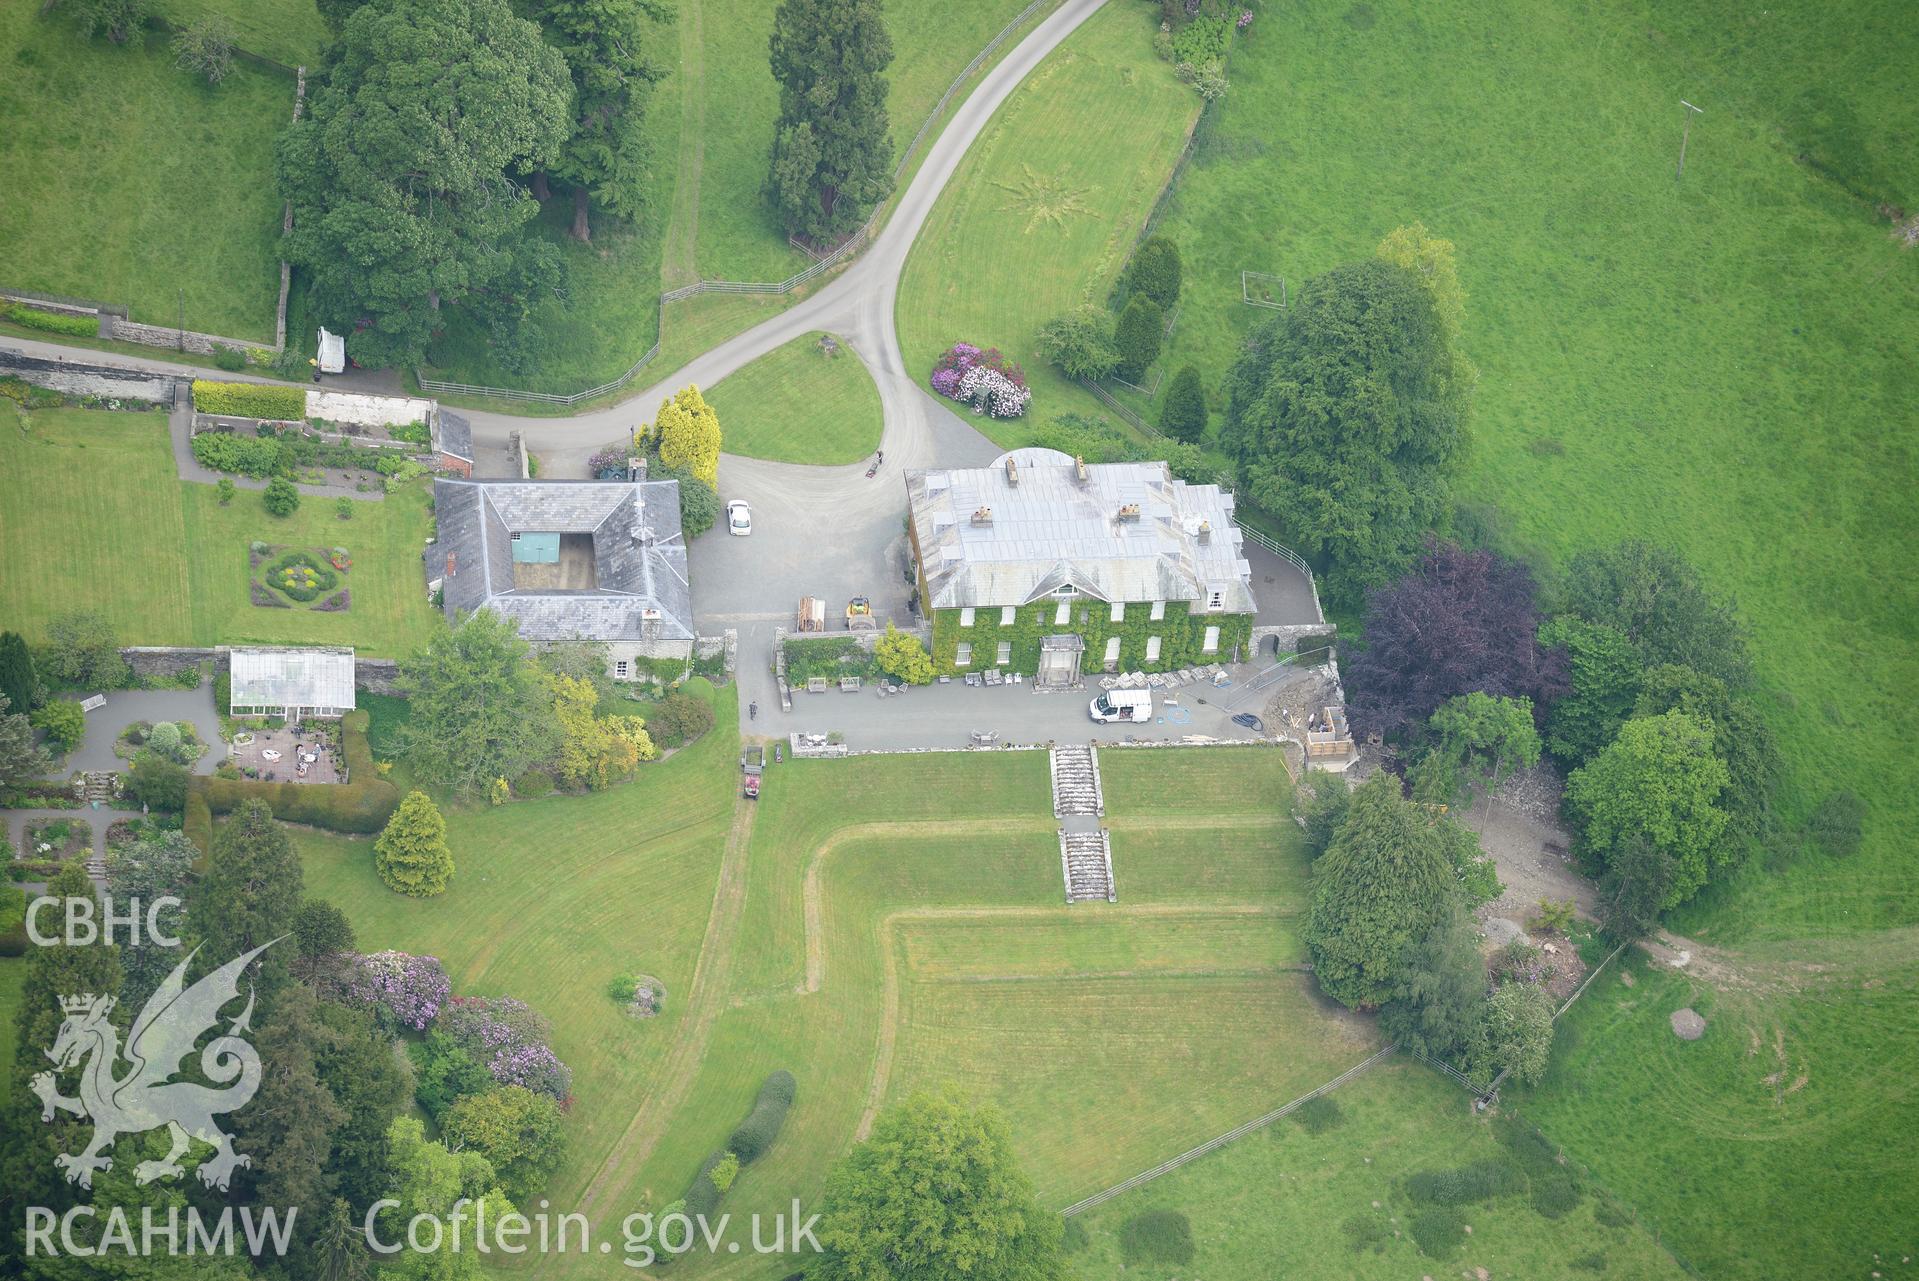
[895,2,1200,447]
[291,743,1373,1280]
[0,406,439,657]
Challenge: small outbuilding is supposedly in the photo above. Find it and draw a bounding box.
[228,647,356,721]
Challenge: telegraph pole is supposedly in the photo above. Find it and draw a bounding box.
[1676,100,1704,179]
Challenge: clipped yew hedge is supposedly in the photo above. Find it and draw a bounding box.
[200,709,398,833]
[191,379,307,420]
[727,1070,797,1163]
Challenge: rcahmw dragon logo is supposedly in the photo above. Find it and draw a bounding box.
[31,939,279,1191]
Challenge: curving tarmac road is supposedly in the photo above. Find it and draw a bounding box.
[3,0,1316,732]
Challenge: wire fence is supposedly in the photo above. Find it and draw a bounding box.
[1059,1044,1399,1218]
[417,0,1058,406]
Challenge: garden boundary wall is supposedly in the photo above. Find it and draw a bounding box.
[117,647,403,694]
[0,349,180,403]
[1,59,305,361]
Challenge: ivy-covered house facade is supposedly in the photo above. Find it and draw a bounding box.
[906,449,1256,686]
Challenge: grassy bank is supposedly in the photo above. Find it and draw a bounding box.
[0,7,291,342]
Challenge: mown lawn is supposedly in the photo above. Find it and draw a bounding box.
[704,331,881,464]
[0,405,439,657]
[895,2,1199,447]
[295,686,738,1234]
[1069,1058,1691,1280]
[306,742,1368,1280]
[0,7,290,341]
[1110,0,1919,1274]
[603,747,1370,1281]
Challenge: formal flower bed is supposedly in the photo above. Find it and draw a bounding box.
[929,342,1031,418]
[249,543,352,611]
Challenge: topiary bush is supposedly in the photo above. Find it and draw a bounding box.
[1118,1209,1194,1267]
[201,709,398,833]
[727,1070,797,1164]
[191,379,306,420]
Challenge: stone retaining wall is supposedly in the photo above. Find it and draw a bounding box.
[0,350,179,403]
[1250,623,1337,659]
[117,646,404,695]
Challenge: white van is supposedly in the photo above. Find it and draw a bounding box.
[1089,690,1152,724]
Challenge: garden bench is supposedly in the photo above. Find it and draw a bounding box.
[807,677,829,694]
[839,676,862,692]
[80,695,106,713]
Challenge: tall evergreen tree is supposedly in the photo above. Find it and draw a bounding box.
[1112,295,1164,380]
[0,866,123,1270]
[0,694,53,790]
[375,791,456,897]
[1126,235,1183,309]
[1305,773,1458,1009]
[531,0,672,241]
[191,799,303,998]
[0,631,36,713]
[277,0,574,368]
[106,831,197,1009]
[1159,364,1207,442]
[767,0,894,242]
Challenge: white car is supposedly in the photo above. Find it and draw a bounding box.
[725,500,752,536]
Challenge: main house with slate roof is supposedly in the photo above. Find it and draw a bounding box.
[425,478,693,676]
[905,448,1256,686]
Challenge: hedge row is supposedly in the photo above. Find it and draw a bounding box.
[183,791,212,860]
[193,430,288,477]
[192,379,306,420]
[3,303,98,337]
[728,1070,796,1163]
[679,1071,797,1228]
[198,710,399,833]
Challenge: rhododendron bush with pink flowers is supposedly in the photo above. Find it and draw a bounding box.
[929,341,1032,418]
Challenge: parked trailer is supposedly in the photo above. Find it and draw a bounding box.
[796,596,826,632]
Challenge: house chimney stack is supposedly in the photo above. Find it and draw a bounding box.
[1116,503,1141,522]
[971,506,994,525]
[1005,456,1019,486]
[1074,455,1088,484]
[446,552,458,577]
